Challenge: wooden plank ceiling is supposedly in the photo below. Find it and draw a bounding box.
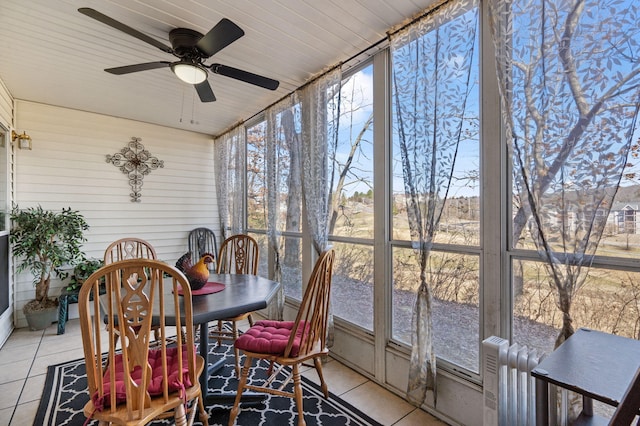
[0,0,435,136]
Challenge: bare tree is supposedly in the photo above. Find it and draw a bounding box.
[246,124,267,229]
[327,74,374,234]
[495,0,640,347]
[281,109,302,268]
[328,112,373,232]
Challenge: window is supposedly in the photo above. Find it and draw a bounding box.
[504,0,640,356]
[247,121,267,232]
[329,64,375,330]
[246,108,303,299]
[390,1,480,372]
[238,2,640,417]
[392,247,479,370]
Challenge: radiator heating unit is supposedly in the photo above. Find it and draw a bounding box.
[482,336,544,426]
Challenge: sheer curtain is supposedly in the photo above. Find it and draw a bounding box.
[298,68,342,345]
[390,0,478,406]
[299,69,341,255]
[214,125,245,240]
[489,0,640,348]
[264,96,297,320]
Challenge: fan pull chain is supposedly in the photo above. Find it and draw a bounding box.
[191,93,198,125]
[179,87,186,123]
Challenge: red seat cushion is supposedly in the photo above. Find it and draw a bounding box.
[235,320,308,357]
[93,345,194,409]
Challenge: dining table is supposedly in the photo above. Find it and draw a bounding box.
[175,273,281,404]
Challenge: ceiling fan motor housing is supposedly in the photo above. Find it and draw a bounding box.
[169,28,205,58]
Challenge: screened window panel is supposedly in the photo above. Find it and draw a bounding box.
[331,241,373,330]
[331,65,375,240]
[392,246,480,372]
[247,121,267,231]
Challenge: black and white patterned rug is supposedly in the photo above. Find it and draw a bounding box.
[34,331,382,426]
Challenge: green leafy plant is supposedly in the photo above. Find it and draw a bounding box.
[66,257,103,292]
[10,205,89,312]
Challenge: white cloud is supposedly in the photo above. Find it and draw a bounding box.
[340,69,374,126]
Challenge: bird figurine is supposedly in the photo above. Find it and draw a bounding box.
[175,252,215,291]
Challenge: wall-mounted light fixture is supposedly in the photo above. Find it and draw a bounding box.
[11,130,32,150]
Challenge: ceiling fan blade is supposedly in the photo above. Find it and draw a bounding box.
[195,80,216,102]
[209,64,279,90]
[105,61,171,75]
[196,18,244,57]
[78,8,172,53]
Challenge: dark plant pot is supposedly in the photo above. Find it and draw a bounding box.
[24,305,58,331]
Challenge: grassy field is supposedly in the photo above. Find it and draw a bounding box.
[332,200,640,354]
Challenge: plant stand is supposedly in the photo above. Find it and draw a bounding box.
[57,285,105,334]
[57,288,79,335]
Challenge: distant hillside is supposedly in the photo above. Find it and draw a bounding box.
[615,184,640,202]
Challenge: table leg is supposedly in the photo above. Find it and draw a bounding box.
[199,322,210,394]
[198,321,266,405]
[582,395,593,416]
[535,377,549,426]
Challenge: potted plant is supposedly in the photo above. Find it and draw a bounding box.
[10,205,89,330]
[66,257,103,292]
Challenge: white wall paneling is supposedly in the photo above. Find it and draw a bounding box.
[13,100,219,328]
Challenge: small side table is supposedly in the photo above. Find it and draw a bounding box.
[57,285,105,334]
[531,328,640,425]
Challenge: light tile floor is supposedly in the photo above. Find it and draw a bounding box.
[0,319,447,425]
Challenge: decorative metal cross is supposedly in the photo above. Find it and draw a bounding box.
[106,137,164,202]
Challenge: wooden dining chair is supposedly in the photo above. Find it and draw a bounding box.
[216,234,259,275]
[188,227,218,272]
[210,234,260,375]
[228,249,335,426]
[104,237,157,264]
[103,238,159,345]
[78,259,209,426]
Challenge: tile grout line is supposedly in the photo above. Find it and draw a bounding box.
[336,379,372,398]
[9,328,45,425]
[390,408,416,425]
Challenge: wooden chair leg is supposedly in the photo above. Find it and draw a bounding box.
[174,403,187,426]
[292,364,306,426]
[197,394,209,426]
[247,313,254,327]
[313,356,329,398]
[229,356,253,425]
[217,320,224,346]
[232,320,238,339]
[232,321,241,376]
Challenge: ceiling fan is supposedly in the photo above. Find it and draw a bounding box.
[78,7,280,102]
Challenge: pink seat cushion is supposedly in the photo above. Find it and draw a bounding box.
[93,345,194,409]
[235,320,308,357]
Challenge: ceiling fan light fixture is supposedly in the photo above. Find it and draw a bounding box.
[171,62,207,84]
